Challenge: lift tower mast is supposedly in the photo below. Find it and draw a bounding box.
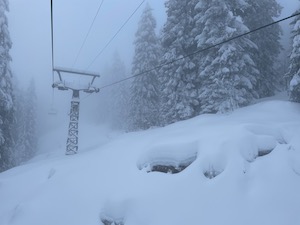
[52,67,100,155]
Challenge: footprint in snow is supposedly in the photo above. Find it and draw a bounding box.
[47,168,56,179]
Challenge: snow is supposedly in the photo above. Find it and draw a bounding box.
[290,74,300,89]
[1,98,300,225]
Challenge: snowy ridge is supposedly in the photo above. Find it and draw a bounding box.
[0,100,300,225]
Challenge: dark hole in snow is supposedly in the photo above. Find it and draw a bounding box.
[203,167,223,179]
[247,148,275,162]
[140,154,197,174]
[277,138,287,145]
[100,216,124,225]
[257,148,273,157]
[101,219,124,225]
[150,163,191,174]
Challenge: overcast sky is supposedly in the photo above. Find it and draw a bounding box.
[8,0,165,86]
[6,0,300,132]
[8,0,166,132]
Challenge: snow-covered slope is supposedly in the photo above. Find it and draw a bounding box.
[1,99,300,225]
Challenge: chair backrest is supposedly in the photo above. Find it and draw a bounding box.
[48,108,57,115]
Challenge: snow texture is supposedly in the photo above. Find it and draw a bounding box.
[287,10,300,102]
[129,3,160,130]
[0,98,300,225]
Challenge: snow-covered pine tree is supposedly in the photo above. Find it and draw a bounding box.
[129,3,160,131]
[0,0,14,172]
[287,9,300,102]
[12,85,26,165]
[242,0,282,97]
[195,0,259,113]
[159,0,201,125]
[24,79,38,158]
[99,53,130,130]
[114,55,130,130]
[12,79,37,165]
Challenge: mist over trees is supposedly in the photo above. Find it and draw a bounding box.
[287,8,300,102]
[13,79,38,165]
[0,0,14,172]
[159,0,201,124]
[242,0,283,98]
[97,52,129,130]
[195,0,259,113]
[129,4,161,130]
[122,0,286,130]
[1,0,300,172]
[0,0,38,172]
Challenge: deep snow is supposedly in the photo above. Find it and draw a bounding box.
[0,97,300,225]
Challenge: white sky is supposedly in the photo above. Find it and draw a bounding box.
[7,0,166,132]
[8,0,166,86]
[6,0,300,133]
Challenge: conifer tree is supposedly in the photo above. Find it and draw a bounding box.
[13,85,26,165]
[287,10,300,102]
[0,0,14,172]
[159,0,201,125]
[111,53,129,130]
[13,79,38,165]
[195,0,259,113]
[242,0,282,97]
[24,79,38,158]
[130,4,160,130]
[99,53,129,130]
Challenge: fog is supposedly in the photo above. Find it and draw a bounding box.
[8,0,166,134]
[7,0,300,135]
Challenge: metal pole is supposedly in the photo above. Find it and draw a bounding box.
[66,90,80,155]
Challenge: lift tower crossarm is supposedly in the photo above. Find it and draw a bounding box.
[53,67,100,86]
[51,67,100,155]
[53,67,100,78]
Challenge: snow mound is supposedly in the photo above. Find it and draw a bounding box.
[1,99,300,225]
[137,141,198,174]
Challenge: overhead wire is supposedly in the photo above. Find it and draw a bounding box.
[72,0,105,68]
[51,0,54,72]
[50,0,55,107]
[50,0,105,103]
[81,93,94,102]
[86,0,146,70]
[98,12,300,90]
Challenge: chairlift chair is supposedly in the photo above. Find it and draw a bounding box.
[48,107,57,115]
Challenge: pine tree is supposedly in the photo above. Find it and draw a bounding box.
[159,0,201,125]
[13,85,27,165]
[287,9,300,102]
[0,0,14,172]
[24,79,38,158]
[130,4,160,130]
[195,0,259,113]
[111,53,129,130]
[98,53,130,130]
[13,79,37,165]
[242,0,282,97]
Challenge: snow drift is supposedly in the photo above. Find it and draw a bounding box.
[0,99,300,225]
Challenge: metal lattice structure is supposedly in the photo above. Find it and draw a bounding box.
[66,90,80,154]
[52,67,100,155]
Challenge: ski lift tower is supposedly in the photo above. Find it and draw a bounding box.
[52,67,100,155]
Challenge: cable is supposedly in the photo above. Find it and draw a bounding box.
[51,0,54,71]
[72,0,104,68]
[50,0,55,105]
[81,93,93,102]
[98,12,300,90]
[86,0,146,70]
